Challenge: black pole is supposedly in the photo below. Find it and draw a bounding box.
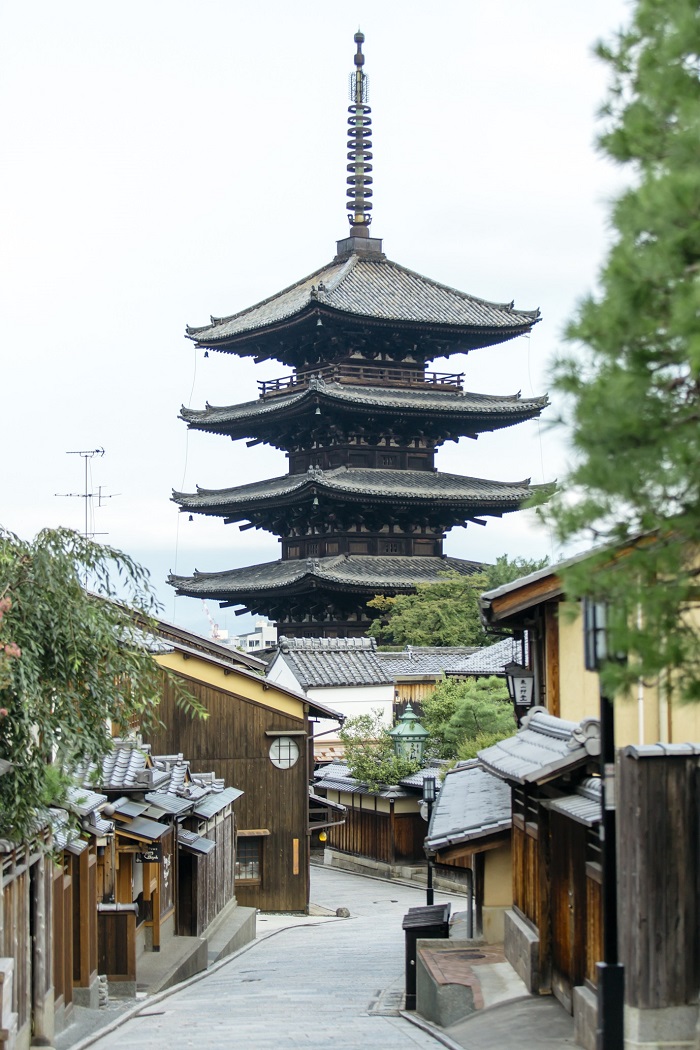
[596,690,624,1050]
[426,799,434,906]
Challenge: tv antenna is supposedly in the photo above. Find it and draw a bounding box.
[55,448,118,539]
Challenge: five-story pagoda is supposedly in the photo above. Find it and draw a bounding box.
[170,33,548,638]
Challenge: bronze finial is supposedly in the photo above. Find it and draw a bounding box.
[346,30,373,233]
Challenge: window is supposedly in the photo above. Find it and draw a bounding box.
[235,839,261,882]
[381,455,397,466]
[306,542,319,556]
[383,541,400,554]
[269,736,300,769]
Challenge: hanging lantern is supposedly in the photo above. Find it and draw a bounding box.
[504,661,535,725]
[389,703,429,763]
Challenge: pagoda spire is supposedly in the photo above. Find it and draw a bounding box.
[346,30,373,235]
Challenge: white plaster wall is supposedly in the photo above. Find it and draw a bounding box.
[265,653,305,693]
[308,683,393,739]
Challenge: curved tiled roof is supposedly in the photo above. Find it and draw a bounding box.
[186,253,539,346]
[174,466,536,515]
[425,760,512,851]
[181,379,548,436]
[169,554,483,600]
[478,708,600,785]
[447,636,525,676]
[276,636,390,688]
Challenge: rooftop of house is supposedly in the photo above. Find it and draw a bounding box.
[314,757,443,799]
[478,707,601,785]
[547,777,602,827]
[425,759,512,853]
[443,636,524,676]
[274,637,489,689]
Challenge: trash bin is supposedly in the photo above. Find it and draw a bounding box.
[402,903,451,1010]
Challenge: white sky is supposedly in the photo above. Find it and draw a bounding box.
[0,1,631,636]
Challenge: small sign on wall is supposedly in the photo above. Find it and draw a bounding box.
[134,843,163,863]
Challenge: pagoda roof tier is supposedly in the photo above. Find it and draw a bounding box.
[173,466,540,530]
[186,252,539,367]
[169,554,484,608]
[181,378,549,447]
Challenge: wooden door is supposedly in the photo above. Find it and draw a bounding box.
[550,813,587,1013]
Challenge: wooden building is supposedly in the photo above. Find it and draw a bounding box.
[478,710,602,1026]
[424,759,512,942]
[149,634,343,912]
[0,829,54,1050]
[617,744,700,1050]
[169,32,548,638]
[314,760,438,872]
[479,554,700,742]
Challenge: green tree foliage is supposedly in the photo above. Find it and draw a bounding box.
[0,527,204,841]
[421,676,515,760]
[339,709,420,791]
[546,1,700,699]
[367,556,547,647]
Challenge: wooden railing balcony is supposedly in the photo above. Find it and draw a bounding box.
[258,363,464,398]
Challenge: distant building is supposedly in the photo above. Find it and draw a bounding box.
[228,619,277,653]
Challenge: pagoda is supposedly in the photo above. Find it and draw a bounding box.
[170,33,548,638]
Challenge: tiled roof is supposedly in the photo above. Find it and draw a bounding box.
[425,760,512,851]
[547,777,602,827]
[191,786,244,819]
[622,742,700,759]
[144,791,195,817]
[170,554,484,599]
[398,761,446,790]
[174,467,535,514]
[187,254,539,345]
[478,708,601,785]
[377,647,480,676]
[181,380,548,433]
[115,815,170,842]
[448,636,525,676]
[314,760,413,799]
[50,810,89,855]
[277,635,390,688]
[178,829,216,854]
[64,786,108,816]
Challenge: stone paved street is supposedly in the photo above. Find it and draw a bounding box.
[81,866,453,1050]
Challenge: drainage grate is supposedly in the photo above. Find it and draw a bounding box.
[367,987,405,1016]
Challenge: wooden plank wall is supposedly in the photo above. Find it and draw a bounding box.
[512,824,540,927]
[97,910,136,982]
[152,675,309,912]
[618,752,700,1008]
[2,853,29,1030]
[329,808,392,863]
[549,812,587,1012]
[328,807,425,865]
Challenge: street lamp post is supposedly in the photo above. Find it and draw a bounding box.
[422,775,437,906]
[583,599,624,1050]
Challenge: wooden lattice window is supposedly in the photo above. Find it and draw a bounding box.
[235,840,261,883]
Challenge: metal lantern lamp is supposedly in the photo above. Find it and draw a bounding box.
[389,703,429,763]
[422,775,437,905]
[504,662,535,725]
